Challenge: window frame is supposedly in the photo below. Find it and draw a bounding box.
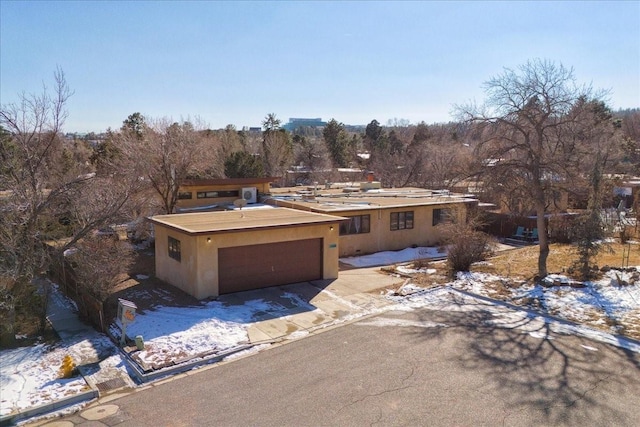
[390,211,414,231]
[339,214,371,235]
[196,190,240,199]
[168,236,181,262]
[432,208,455,226]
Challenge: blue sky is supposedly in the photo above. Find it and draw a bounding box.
[1,1,638,133]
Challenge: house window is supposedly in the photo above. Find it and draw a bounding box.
[391,211,414,231]
[432,208,455,226]
[178,192,192,200]
[196,190,240,199]
[340,215,370,235]
[197,191,218,199]
[168,236,181,262]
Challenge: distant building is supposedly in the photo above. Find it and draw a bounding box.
[282,118,327,132]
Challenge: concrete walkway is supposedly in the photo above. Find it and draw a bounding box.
[233,266,403,343]
[46,285,94,343]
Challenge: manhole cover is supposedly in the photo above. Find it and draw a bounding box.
[95,377,128,393]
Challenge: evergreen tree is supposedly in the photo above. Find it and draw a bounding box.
[323,119,349,167]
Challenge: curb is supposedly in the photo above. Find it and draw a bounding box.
[121,344,254,384]
[0,389,98,427]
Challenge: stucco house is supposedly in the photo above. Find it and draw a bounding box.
[148,207,344,299]
[149,178,478,299]
[175,177,276,212]
[269,185,478,257]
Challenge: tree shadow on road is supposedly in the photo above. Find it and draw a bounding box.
[405,289,640,426]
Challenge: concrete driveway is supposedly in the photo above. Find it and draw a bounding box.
[216,266,404,343]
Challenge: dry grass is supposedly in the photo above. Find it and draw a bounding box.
[472,241,640,282]
[391,240,640,288]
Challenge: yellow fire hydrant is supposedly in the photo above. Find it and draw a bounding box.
[59,354,76,379]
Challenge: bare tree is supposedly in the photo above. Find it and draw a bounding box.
[417,142,472,190]
[218,124,244,159]
[457,59,608,279]
[261,113,292,184]
[120,118,209,214]
[290,134,331,185]
[0,69,142,339]
[66,236,134,301]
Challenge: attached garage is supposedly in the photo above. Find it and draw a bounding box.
[149,208,344,299]
[218,238,322,294]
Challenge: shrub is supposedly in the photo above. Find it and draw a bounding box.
[438,216,496,278]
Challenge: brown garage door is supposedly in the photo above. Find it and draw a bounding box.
[218,238,323,294]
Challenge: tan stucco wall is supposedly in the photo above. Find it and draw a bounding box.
[154,226,201,298]
[154,222,340,299]
[338,203,468,257]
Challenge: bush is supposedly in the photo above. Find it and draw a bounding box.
[438,216,496,278]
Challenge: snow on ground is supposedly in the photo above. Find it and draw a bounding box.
[448,269,640,338]
[0,344,87,416]
[349,248,640,343]
[0,280,129,418]
[385,286,640,353]
[0,331,122,417]
[340,246,446,267]
[115,296,312,370]
[396,265,437,275]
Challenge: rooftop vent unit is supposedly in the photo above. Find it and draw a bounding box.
[242,187,257,204]
[342,187,360,193]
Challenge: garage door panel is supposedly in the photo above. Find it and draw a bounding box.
[219,239,322,294]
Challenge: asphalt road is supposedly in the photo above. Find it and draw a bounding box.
[55,306,640,427]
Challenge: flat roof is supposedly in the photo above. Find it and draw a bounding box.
[149,207,344,235]
[270,187,478,213]
[181,177,277,187]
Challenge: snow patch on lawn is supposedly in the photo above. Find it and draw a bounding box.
[396,265,437,275]
[119,298,295,370]
[389,271,640,352]
[340,246,446,267]
[0,334,119,417]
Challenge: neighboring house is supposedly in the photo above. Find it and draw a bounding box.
[613,176,640,210]
[268,184,478,257]
[285,167,366,187]
[148,207,344,299]
[452,178,569,216]
[175,177,276,212]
